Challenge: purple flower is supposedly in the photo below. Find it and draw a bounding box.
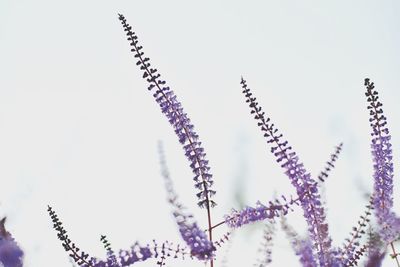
[240,77,333,266]
[255,220,276,266]
[117,243,153,267]
[224,197,298,228]
[280,216,317,267]
[159,144,215,261]
[338,196,374,266]
[364,78,398,242]
[0,240,24,267]
[91,241,190,267]
[0,218,23,267]
[174,214,215,260]
[365,252,385,267]
[364,229,386,267]
[317,143,343,183]
[118,14,215,210]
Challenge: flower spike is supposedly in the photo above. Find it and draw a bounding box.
[280,216,317,267]
[118,14,216,210]
[255,220,276,267]
[240,77,333,266]
[364,78,399,243]
[318,143,343,183]
[224,196,298,228]
[158,143,215,261]
[339,196,374,266]
[364,228,386,267]
[48,205,192,266]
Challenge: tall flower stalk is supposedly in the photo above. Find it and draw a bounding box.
[364,78,399,243]
[240,77,333,266]
[159,143,215,261]
[118,17,216,265]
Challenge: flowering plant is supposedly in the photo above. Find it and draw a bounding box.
[43,14,400,267]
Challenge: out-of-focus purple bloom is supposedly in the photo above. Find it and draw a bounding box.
[280,216,317,267]
[296,240,317,267]
[317,143,343,183]
[224,197,298,228]
[117,243,152,267]
[0,218,23,267]
[118,14,215,209]
[255,219,276,266]
[337,196,374,265]
[364,78,398,243]
[88,241,190,267]
[0,240,24,267]
[240,77,333,266]
[363,229,386,267]
[365,251,385,267]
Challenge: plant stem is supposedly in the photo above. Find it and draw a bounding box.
[390,242,400,267]
[206,201,214,267]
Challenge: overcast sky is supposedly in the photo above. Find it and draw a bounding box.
[1,1,400,266]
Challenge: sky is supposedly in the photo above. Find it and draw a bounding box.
[0,1,400,266]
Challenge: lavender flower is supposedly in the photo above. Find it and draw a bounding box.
[222,143,344,265]
[0,217,24,267]
[343,244,368,267]
[117,243,153,267]
[365,252,385,267]
[364,78,399,243]
[118,14,215,210]
[224,197,298,228]
[159,143,215,261]
[364,229,385,267]
[100,235,119,267]
[339,196,374,266]
[255,219,276,267]
[115,241,190,267]
[240,77,333,266]
[280,216,317,267]
[48,205,174,267]
[175,216,215,261]
[317,143,343,183]
[47,16,400,266]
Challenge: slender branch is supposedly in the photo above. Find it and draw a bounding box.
[390,242,400,267]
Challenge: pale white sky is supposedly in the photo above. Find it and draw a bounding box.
[0,1,400,266]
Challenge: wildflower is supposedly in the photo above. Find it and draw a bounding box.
[364,78,399,242]
[118,14,215,210]
[240,77,333,266]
